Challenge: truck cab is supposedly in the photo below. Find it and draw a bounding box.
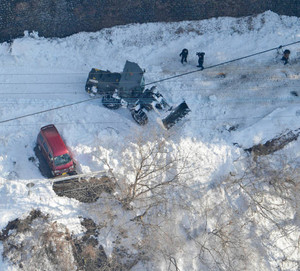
[85,61,145,103]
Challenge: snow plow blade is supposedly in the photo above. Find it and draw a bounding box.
[161,101,191,129]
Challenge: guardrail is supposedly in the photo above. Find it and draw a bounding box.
[50,170,113,183]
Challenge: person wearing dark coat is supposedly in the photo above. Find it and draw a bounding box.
[196,52,205,70]
[281,49,290,65]
[179,48,188,64]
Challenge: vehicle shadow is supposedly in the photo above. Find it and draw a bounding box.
[33,145,53,179]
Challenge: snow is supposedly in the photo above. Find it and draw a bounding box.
[0,10,300,270]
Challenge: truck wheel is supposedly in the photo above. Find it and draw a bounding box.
[102,94,121,110]
[131,109,148,126]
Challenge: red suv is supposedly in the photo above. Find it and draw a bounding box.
[37,124,76,177]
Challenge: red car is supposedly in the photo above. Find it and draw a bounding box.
[37,124,76,177]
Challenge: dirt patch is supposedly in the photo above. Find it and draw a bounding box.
[52,176,115,203]
[0,210,76,270]
[0,210,111,270]
[0,210,139,270]
[245,129,300,156]
[0,209,46,241]
[73,218,108,271]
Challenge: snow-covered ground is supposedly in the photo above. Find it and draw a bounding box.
[0,11,300,270]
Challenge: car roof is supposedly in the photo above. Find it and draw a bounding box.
[40,124,68,157]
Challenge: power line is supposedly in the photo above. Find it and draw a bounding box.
[144,41,300,86]
[0,97,101,124]
[0,41,299,124]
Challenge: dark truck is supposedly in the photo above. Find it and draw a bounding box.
[85,61,190,129]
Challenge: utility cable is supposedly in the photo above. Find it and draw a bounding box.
[145,40,300,86]
[0,97,100,124]
[0,41,299,124]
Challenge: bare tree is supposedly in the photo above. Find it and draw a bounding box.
[166,153,300,271]
[92,131,201,269]
[217,154,300,271]
[101,132,193,212]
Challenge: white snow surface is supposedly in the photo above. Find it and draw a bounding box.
[0,11,299,270]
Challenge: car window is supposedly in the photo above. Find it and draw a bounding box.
[54,153,71,166]
[38,133,44,143]
[43,142,49,153]
[140,76,145,89]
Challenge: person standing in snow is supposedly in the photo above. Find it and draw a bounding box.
[277,46,291,65]
[179,48,188,64]
[196,52,205,70]
[281,49,290,65]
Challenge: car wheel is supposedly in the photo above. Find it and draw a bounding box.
[131,109,148,126]
[102,94,122,110]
